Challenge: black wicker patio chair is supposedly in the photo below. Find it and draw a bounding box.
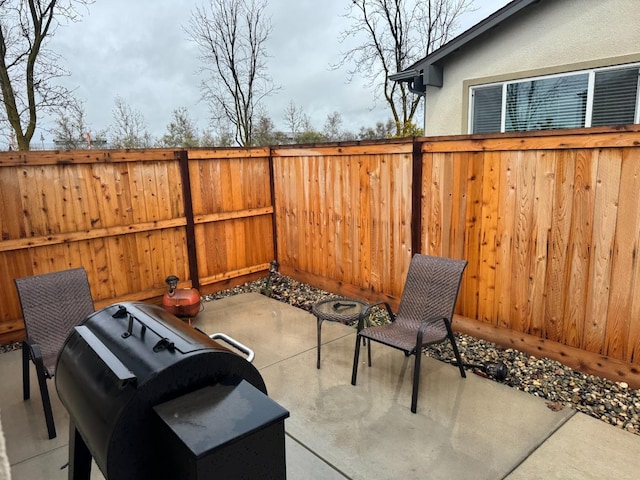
[351,254,467,413]
[14,267,94,439]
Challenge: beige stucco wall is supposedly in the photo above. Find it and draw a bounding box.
[425,0,640,136]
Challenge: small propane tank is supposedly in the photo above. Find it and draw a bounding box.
[162,275,201,322]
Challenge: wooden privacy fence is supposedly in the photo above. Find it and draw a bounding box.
[0,148,275,343]
[417,128,640,385]
[271,127,640,386]
[1,126,640,385]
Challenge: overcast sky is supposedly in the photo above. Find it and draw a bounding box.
[41,0,511,145]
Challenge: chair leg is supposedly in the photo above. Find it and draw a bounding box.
[22,341,30,400]
[34,360,56,439]
[411,350,422,414]
[316,317,323,369]
[446,325,467,379]
[351,333,362,385]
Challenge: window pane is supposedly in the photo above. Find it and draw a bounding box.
[592,68,639,126]
[472,86,502,133]
[505,74,589,131]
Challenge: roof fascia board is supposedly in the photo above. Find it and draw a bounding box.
[403,0,541,74]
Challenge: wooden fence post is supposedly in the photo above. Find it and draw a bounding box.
[268,147,278,264]
[411,138,424,256]
[177,149,200,290]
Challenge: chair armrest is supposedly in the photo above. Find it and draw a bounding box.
[356,301,395,331]
[22,337,42,361]
[23,335,51,368]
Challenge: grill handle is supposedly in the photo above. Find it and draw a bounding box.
[209,333,255,363]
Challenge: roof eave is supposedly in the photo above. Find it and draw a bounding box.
[392,0,543,81]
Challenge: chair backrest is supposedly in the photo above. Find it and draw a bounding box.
[396,254,467,327]
[15,268,95,374]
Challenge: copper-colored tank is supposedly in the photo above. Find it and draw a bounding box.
[162,275,201,322]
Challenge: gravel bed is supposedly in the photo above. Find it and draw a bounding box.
[0,342,20,355]
[3,273,637,435]
[205,273,640,436]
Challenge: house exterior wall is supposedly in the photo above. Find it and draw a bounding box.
[425,0,640,136]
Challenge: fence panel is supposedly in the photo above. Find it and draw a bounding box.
[0,150,189,341]
[187,148,275,287]
[421,129,640,365]
[0,148,275,342]
[272,144,414,301]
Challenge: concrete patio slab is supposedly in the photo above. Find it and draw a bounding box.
[259,332,574,480]
[197,293,575,479]
[193,292,352,370]
[1,292,639,479]
[506,412,640,479]
[0,349,70,464]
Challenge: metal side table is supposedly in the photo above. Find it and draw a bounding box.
[312,297,368,369]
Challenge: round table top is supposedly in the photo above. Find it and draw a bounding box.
[312,297,368,323]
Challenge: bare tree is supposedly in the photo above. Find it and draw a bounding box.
[323,111,346,141]
[283,100,308,139]
[51,97,88,149]
[187,0,278,147]
[109,96,153,149]
[199,128,218,147]
[209,118,235,147]
[294,113,327,144]
[157,107,200,148]
[0,0,92,150]
[337,0,473,136]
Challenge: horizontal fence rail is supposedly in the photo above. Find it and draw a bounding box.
[1,126,640,386]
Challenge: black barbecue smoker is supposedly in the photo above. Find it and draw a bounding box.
[55,302,289,480]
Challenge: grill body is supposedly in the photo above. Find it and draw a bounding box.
[56,302,287,479]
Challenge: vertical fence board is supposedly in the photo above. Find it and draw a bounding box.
[0,250,31,320]
[494,151,518,328]
[544,149,575,342]
[449,152,469,267]
[0,167,23,239]
[511,150,536,333]
[584,149,622,353]
[529,150,556,337]
[328,157,340,281]
[461,152,484,319]
[18,166,41,236]
[425,152,443,256]
[77,165,101,231]
[562,149,596,347]
[477,151,500,324]
[395,151,412,297]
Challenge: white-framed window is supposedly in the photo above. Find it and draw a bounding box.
[469,64,640,134]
